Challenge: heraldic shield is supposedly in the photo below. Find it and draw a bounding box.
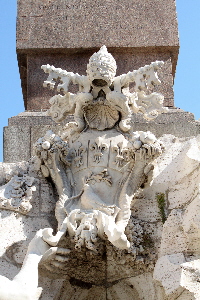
[33,46,166,277]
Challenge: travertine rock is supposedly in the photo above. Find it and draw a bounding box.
[154,253,186,296]
[2,133,200,299]
[181,259,200,299]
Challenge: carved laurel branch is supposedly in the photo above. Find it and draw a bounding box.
[34,130,70,177]
[85,169,112,186]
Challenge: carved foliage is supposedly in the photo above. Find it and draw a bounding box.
[0,174,36,214]
[34,130,70,179]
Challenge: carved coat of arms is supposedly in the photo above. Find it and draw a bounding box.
[34,46,166,253]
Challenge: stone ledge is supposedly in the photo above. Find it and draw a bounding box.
[3,110,200,163]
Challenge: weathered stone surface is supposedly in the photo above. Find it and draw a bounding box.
[0,161,29,185]
[0,174,36,214]
[39,278,64,300]
[154,253,185,296]
[4,112,73,162]
[3,125,31,162]
[53,279,107,300]
[181,260,200,299]
[17,0,178,50]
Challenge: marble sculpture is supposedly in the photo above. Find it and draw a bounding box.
[0,46,169,299]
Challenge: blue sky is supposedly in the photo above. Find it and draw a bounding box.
[0,1,200,162]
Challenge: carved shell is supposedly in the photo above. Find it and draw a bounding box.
[83,104,119,130]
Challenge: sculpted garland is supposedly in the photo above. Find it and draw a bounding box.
[0,46,167,299]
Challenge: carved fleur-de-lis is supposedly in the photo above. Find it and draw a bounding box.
[90,137,108,164]
[70,142,86,168]
[112,141,130,167]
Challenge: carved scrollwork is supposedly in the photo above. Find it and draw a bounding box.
[135,92,168,121]
[47,93,76,123]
